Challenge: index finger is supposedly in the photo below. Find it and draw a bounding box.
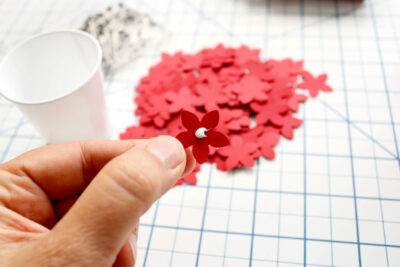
[4,139,143,200]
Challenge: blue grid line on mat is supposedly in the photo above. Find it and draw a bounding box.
[334,1,362,266]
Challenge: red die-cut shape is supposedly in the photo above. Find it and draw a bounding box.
[245,61,273,81]
[181,53,203,71]
[297,71,333,98]
[288,93,308,112]
[267,59,304,81]
[241,125,266,143]
[218,108,251,134]
[194,83,222,112]
[235,45,261,65]
[136,94,171,128]
[258,131,281,159]
[279,113,303,140]
[176,110,229,163]
[250,101,288,126]
[235,75,271,104]
[201,44,235,69]
[165,87,201,114]
[218,65,245,87]
[217,135,259,170]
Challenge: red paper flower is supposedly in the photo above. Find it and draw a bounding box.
[297,71,332,98]
[234,45,260,65]
[279,113,303,140]
[235,75,271,104]
[194,83,221,112]
[250,101,287,126]
[177,110,230,163]
[258,131,280,159]
[165,87,201,113]
[217,135,258,170]
[288,93,308,112]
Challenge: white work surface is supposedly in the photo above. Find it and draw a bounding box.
[0,0,400,266]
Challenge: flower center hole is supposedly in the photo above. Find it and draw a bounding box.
[195,127,207,139]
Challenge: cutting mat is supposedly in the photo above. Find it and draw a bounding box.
[0,0,399,266]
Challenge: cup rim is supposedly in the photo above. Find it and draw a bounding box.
[0,29,103,105]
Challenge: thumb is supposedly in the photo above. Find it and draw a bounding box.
[48,136,188,264]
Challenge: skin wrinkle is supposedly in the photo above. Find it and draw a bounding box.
[106,168,155,214]
[0,208,31,232]
[0,170,13,209]
[3,155,35,178]
[16,159,34,183]
[78,141,96,186]
[104,146,166,208]
[0,164,55,223]
[3,172,56,227]
[0,229,46,244]
[0,208,49,234]
[10,183,41,222]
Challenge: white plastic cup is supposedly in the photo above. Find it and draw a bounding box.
[0,29,109,143]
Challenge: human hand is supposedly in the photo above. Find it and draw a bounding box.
[0,136,195,266]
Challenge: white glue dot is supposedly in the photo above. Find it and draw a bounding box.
[195,127,207,139]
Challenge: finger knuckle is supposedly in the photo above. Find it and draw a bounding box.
[108,159,161,208]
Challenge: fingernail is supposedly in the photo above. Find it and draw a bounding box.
[129,234,137,261]
[146,136,184,169]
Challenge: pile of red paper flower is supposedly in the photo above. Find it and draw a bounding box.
[120,44,332,185]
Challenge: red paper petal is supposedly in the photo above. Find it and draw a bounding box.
[241,126,265,143]
[288,94,307,112]
[241,154,255,167]
[181,110,200,131]
[192,141,210,163]
[201,110,219,129]
[280,116,303,140]
[184,173,197,184]
[245,143,259,155]
[214,155,227,171]
[225,156,240,170]
[206,129,230,147]
[261,146,276,159]
[176,131,195,148]
[259,132,280,146]
[258,131,280,159]
[175,178,184,185]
